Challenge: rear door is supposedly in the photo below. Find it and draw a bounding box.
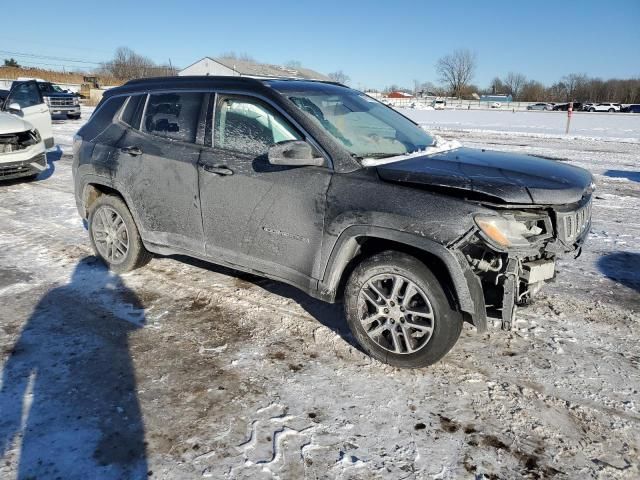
[3,81,53,146]
[114,91,208,255]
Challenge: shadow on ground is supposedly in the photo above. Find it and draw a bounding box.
[603,170,640,183]
[597,251,640,292]
[169,254,359,349]
[0,257,148,479]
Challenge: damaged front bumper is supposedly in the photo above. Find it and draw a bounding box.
[452,196,592,331]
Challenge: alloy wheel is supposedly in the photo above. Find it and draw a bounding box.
[357,274,435,354]
[92,206,130,264]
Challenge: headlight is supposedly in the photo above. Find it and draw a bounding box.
[31,129,41,142]
[44,97,51,106]
[73,97,80,106]
[475,214,544,248]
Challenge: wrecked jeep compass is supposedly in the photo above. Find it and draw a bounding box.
[72,77,593,368]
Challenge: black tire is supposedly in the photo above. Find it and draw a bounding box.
[69,114,81,120]
[589,108,596,112]
[344,251,463,368]
[608,108,615,113]
[88,194,152,273]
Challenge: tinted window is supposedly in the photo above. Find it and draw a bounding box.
[121,94,146,129]
[214,97,301,156]
[79,96,126,141]
[7,82,42,108]
[143,92,204,143]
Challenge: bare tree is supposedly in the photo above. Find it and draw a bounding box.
[561,73,588,101]
[503,72,526,100]
[285,60,302,69]
[100,47,176,80]
[435,49,477,98]
[218,51,256,62]
[328,70,350,84]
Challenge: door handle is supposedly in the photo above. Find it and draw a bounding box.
[121,146,143,156]
[203,165,233,176]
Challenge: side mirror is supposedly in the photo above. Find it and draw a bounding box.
[268,140,325,167]
[8,102,21,113]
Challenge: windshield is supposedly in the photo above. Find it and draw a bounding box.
[277,86,434,159]
[39,83,64,93]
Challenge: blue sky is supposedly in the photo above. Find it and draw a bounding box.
[2,0,639,90]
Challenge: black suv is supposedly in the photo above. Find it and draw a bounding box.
[72,76,593,368]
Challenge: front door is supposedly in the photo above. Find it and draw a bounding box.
[198,95,332,284]
[114,92,207,255]
[3,81,53,147]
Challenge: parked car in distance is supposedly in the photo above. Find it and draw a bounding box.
[431,99,446,110]
[587,102,621,112]
[2,80,54,148]
[12,79,81,119]
[527,103,552,111]
[1,81,52,181]
[73,76,594,368]
[553,102,583,111]
[490,102,502,109]
[621,104,640,113]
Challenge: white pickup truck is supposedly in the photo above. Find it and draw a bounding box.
[1,80,53,181]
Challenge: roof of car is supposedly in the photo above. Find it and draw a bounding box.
[106,76,347,98]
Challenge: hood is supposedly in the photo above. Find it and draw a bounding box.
[0,111,34,135]
[43,92,76,98]
[375,147,593,205]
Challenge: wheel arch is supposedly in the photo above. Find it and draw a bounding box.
[320,226,486,331]
[79,177,145,239]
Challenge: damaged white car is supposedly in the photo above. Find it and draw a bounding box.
[1,80,53,181]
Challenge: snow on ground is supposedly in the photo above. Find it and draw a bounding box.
[0,110,638,479]
[401,108,640,142]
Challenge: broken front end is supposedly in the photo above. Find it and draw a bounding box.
[454,195,592,330]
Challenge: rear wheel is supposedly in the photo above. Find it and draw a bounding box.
[344,251,463,368]
[88,195,152,273]
[608,108,615,112]
[589,107,596,112]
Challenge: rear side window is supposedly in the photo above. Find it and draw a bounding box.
[121,95,146,128]
[143,92,204,143]
[79,96,126,141]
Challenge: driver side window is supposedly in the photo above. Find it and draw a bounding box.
[214,97,301,156]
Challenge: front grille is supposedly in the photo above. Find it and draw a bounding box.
[49,97,75,107]
[556,198,592,244]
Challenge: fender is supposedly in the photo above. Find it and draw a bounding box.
[318,225,487,331]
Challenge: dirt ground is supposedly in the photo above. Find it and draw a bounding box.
[0,117,638,479]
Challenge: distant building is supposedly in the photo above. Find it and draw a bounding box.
[480,94,513,103]
[178,57,329,81]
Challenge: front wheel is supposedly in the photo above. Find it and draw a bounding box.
[88,195,152,273]
[344,251,463,368]
[589,108,596,112]
[608,108,615,112]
